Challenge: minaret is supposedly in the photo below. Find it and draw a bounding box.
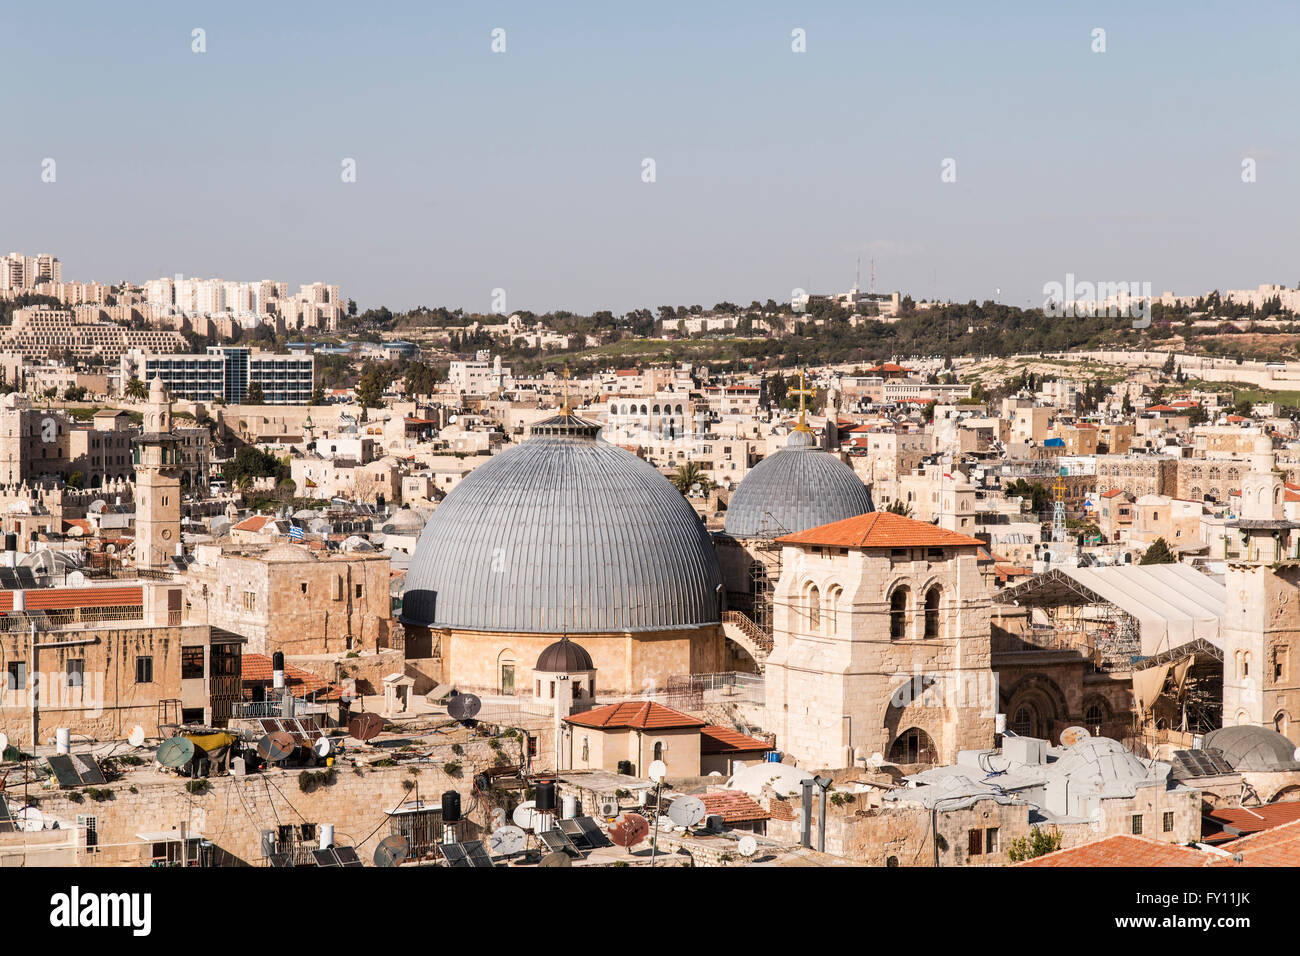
[134,377,182,572]
[1222,469,1300,741]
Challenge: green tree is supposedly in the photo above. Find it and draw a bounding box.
[1139,537,1176,565]
[65,471,85,490]
[356,363,386,408]
[884,500,914,517]
[244,383,265,405]
[125,378,148,401]
[669,462,712,495]
[310,384,326,405]
[1007,827,1063,862]
[222,446,287,486]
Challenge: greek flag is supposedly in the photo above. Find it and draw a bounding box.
[288,525,304,541]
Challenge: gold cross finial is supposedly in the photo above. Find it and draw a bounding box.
[791,370,817,432]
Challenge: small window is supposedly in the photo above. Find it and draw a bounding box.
[5,662,25,693]
[300,582,308,594]
[1131,814,1144,835]
[66,659,84,689]
[1162,811,1174,833]
[968,829,983,857]
[136,656,154,684]
[985,827,999,854]
[181,646,204,680]
[355,584,363,599]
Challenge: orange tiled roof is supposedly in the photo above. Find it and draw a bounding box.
[700,725,772,755]
[1210,817,1300,865]
[1202,802,1300,844]
[241,653,343,701]
[0,585,143,612]
[233,515,276,532]
[1018,834,1212,867]
[564,701,705,731]
[699,790,770,823]
[777,511,982,550]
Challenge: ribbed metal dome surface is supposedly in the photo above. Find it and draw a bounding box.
[724,440,874,538]
[401,415,722,634]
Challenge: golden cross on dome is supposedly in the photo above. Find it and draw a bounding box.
[791,370,817,431]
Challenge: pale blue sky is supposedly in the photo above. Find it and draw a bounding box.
[1,1,1296,314]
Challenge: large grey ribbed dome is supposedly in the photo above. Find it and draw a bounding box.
[401,414,722,634]
[1203,726,1300,772]
[724,433,874,538]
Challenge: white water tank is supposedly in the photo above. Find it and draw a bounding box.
[561,794,578,820]
[319,824,334,849]
[56,728,71,754]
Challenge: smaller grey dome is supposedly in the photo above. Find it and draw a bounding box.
[1203,726,1300,772]
[536,636,595,673]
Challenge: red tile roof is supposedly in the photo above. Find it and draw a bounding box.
[233,515,277,533]
[0,585,143,612]
[700,725,772,755]
[241,653,343,701]
[699,790,770,824]
[1202,802,1300,844]
[564,701,705,731]
[1018,835,1212,867]
[777,511,983,550]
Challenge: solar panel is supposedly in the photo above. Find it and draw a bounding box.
[334,846,363,867]
[463,840,495,868]
[312,848,339,868]
[74,754,106,785]
[14,568,37,589]
[47,754,84,788]
[259,719,280,735]
[1174,749,1235,777]
[558,818,594,850]
[0,795,14,834]
[0,569,19,590]
[268,853,293,868]
[439,842,471,868]
[538,829,583,858]
[574,817,612,848]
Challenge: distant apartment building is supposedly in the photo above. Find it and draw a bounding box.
[121,347,314,404]
[448,356,512,395]
[0,308,186,362]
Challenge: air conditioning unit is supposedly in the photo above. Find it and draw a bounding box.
[599,800,619,818]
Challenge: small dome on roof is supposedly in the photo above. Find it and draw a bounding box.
[535,636,595,673]
[264,543,317,562]
[1203,726,1300,772]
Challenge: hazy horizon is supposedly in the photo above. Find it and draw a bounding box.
[3,1,1297,315]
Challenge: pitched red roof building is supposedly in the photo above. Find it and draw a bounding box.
[700,725,772,755]
[1018,834,1212,867]
[699,790,770,824]
[564,700,706,731]
[776,510,983,550]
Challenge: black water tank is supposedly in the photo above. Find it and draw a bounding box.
[535,779,557,812]
[442,790,462,822]
[272,651,285,671]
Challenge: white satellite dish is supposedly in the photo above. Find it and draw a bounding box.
[667,795,707,828]
[511,801,539,831]
[489,825,526,856]
[0,732,9,755]
[647,759,668,784]
[66,571,85,586]
[867,752,884,769]
[1293,747,1300,763]
[314,737,333,758]
[16,807,47,832]
[127,726,145,748]
[737,835,758,858]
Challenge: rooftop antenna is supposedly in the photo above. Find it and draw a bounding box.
[870,257,876,295]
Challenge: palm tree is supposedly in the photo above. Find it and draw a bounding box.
[125,378,148,401]
[670,462,711,495]
[884,500,914,518]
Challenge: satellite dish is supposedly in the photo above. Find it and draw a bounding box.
[447,693,482,722]
[609,812,649,849]
[738,835,758,858]
[1293,747,1300,763]
[128,726,145,747]
[1060,726,1092,748]
[373,834,409,868]
[489,825,526,856]
[539,850,571,867]
[256,732,296,763]
[647,759,668,784]
[512,801,540,831]
[867,752,884,769]
[156,736,195,769]
[313,737,333,758]
[667,796,706,828]
[66,570,85,586]
[16,806,48,832]
[0,732,8,755]
[348,713,385,742]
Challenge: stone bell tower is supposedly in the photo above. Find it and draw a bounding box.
[1222,469,1300,742]
[134,378,182,572]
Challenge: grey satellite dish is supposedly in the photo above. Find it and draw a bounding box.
[374,834,409,868]
[511,801,539,831]
[128,726,146,747]
[489,825,526,856]
[667,796,707,828]
[313,737,333,758]
[447,693,481,722]
[156,736,195,769]
[738,835,758,858]
[539,851,570,868]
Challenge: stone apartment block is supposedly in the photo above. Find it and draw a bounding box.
[1095,453,1178,499]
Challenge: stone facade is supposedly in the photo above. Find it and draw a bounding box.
[765,532,996,769]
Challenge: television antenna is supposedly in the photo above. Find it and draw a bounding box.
[373,834,409,868]
[738,835,758,858]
